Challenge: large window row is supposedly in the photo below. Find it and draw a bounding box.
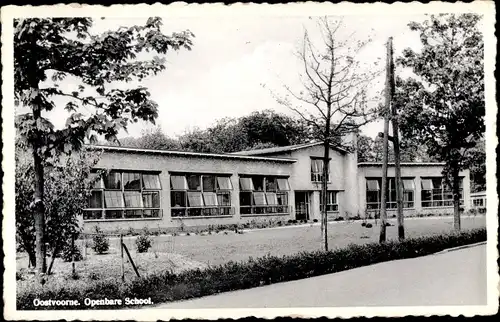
[170,173,233,217]
[84,171,162,220]
[421,177,464,208]
[366,177,415,210]
[239,176,290,215]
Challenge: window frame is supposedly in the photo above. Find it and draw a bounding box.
[421,177,464,208]
[84,171,162,221]
[320,190,339,212]
[365,177,416,210]
[239,175,290,215]
[310,157,331,183]
[171,173,234,218]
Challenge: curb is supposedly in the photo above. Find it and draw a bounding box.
[433,241,486,255]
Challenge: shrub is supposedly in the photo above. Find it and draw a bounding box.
[135,234,153,253]
[334,216,344,221]
[361,222,366,227]
[88,272,101,281]
[91,227,109,255]
[313,219,318,223]
[365,223,373,228]
[17,228,486,310]
[61,243,83,262]
[126,227,135,236]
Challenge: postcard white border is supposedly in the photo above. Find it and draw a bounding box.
[2,1,498,320]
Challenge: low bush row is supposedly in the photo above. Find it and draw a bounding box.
[18,228,486,310]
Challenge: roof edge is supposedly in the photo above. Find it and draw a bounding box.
[87,145,297,163]
[231,141,349,156]
[358,162,446,166]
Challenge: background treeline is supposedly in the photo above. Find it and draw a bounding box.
[103,109,316,153]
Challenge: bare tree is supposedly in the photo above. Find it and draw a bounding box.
[269,17,381,251]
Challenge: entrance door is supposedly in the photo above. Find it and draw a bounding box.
[295,192,309,220]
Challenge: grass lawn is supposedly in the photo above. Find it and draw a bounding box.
[16,215,485,291]
[167,216,486,266]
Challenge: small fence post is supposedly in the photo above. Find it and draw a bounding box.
[120,234,125,281]
[71,234,75,275]
[83,233,87,259]
[122,243,141,278]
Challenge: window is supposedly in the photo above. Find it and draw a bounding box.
[421,177,464,207]
[239,177,254,191]
[365,177,415,210]
[171,173,233,217]
[311,158,330,182]
[103,171,121,190]
[170,175,188,190]
[320,191,338,212]
[402,179,415,208]
[143,174,161,190]
[472,198,484,207]
[203,192,218,206]
[84,171,162,220]
[123,172,141,190]
[239,175,290,215]
[277,178,290,191]
[90,173,104,189]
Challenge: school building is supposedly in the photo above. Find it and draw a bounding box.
[82,134,471,232]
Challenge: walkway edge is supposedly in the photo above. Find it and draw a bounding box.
[434,241,486,255]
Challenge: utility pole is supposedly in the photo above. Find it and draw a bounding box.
[388,37,405,240]
[379,37,392,243]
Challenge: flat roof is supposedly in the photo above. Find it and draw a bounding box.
[87,145,297,163]
[358,162,446,167]
[470,191,486,196]
[232,141,348,156]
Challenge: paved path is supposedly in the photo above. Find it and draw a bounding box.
[156,244,487,308]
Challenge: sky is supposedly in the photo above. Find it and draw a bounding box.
[31,14,428,140]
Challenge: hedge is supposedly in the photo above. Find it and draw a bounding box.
[17,228,486,310]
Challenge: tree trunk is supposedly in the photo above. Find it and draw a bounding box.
[32,89,47,281]
[27,249,36,268]
[322,138,330,252]
[379,37,392,243]
[452,168,461,231]
[388,37,405,241]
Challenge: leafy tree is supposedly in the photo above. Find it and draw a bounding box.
[178,127,215,153]
[358,133,437,163]
[357,134,375,162]
[113,126,182,150]
[238,110,313,149]
[204,118,248,153]
[14,17,194,277]
[396,14,484,230]
[268,17,380,250]
[464,138,486,193]
[15,141,100,270]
